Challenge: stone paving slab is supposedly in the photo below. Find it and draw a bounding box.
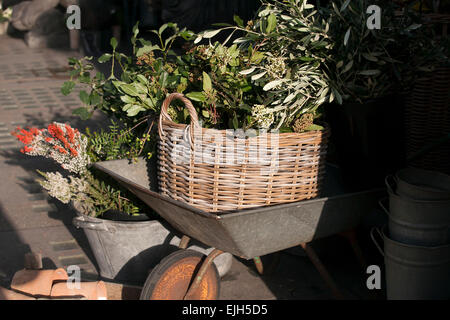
[0,35,102,288]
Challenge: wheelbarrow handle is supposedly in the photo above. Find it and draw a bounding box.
[384,174,397,195]
[72,215,109,232]
[378,197,389,215]
[370,227,384,257]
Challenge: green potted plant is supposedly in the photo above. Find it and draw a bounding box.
[10,121,232,284]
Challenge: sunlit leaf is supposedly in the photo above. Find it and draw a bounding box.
[239,67,256,75]
[233,15,244,27]
[266,13,277,33]
[263,79,284,91]
[202,72,212,91]
[203,29,221,39]
[344,27,351,46]
[186,92,206,102]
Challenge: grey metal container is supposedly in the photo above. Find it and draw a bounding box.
[384,178,450,246]
[72,210,232,285]
[380,196,450,247]
[394,168,450,200]
[372,226,450,300]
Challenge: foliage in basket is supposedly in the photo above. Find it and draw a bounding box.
[63,24,263,133]
[314,0,447,103]
[62,23,270,159]
[63,0,450,142]
[11,122,151,217]
[63,1,334,137]
[195,0,335,130]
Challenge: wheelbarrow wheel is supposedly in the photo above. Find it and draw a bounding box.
[140,249,220,300]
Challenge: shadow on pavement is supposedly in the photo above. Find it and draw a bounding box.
[0,202,31,288]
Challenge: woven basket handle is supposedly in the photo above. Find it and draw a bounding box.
[158,93,200,146]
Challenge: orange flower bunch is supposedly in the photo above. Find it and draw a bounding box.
[11,122,90,174]
[11,127,42,154]
[12,123,81,156]
[47,123,80,157]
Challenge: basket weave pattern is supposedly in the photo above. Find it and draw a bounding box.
[405,66,450,173]
[157,93,329,213]
[404,13,450,174]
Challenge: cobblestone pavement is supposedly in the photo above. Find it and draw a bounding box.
[0,35,106,289]
[0,35,379,300]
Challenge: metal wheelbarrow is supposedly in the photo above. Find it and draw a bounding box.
[94,158,384,300]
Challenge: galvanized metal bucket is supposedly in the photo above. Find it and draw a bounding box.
[384,178,450,246]
[392,168,450,200]
[379,197,450,247]
[72,205,232,285]
[371,226,450,300]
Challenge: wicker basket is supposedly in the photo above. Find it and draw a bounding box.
[404,13,450,174]
[405,66,450,174]
[157,93,329,213]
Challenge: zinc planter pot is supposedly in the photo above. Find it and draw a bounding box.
[383,176,450,247]
[394,167,450,201]
[372,226,450,300]
[72,202,232,285]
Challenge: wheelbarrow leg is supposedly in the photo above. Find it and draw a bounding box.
[339,229,367,270]
[300,243,345,300]
[184,249,224,300]
[253,253,282,276]
[178,235,191,250]
[253,257,264,275]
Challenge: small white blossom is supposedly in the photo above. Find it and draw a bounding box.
[39,172,72,204]
[267,56,287,78]
[252,104,275,129]
[38,171,94,210]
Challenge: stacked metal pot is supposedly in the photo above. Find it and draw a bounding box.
[377,167,450,300]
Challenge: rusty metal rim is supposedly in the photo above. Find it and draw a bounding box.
[139,249,220,300]
[183,249,224,300]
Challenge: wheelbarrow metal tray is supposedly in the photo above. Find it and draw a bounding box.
[94,159,384,260]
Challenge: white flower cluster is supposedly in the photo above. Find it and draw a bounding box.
[13,122,100,214]
[38,172,72,204]
[38,171,93,208]
[198,44,237,72]
[251,104,275,129]
[52,134,90,174]
[267,56,287,79]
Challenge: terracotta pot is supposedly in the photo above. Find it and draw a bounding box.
[0,286,35,300]
[50,281,107,300]
[11,268,68,297]
[0,22,8,36]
